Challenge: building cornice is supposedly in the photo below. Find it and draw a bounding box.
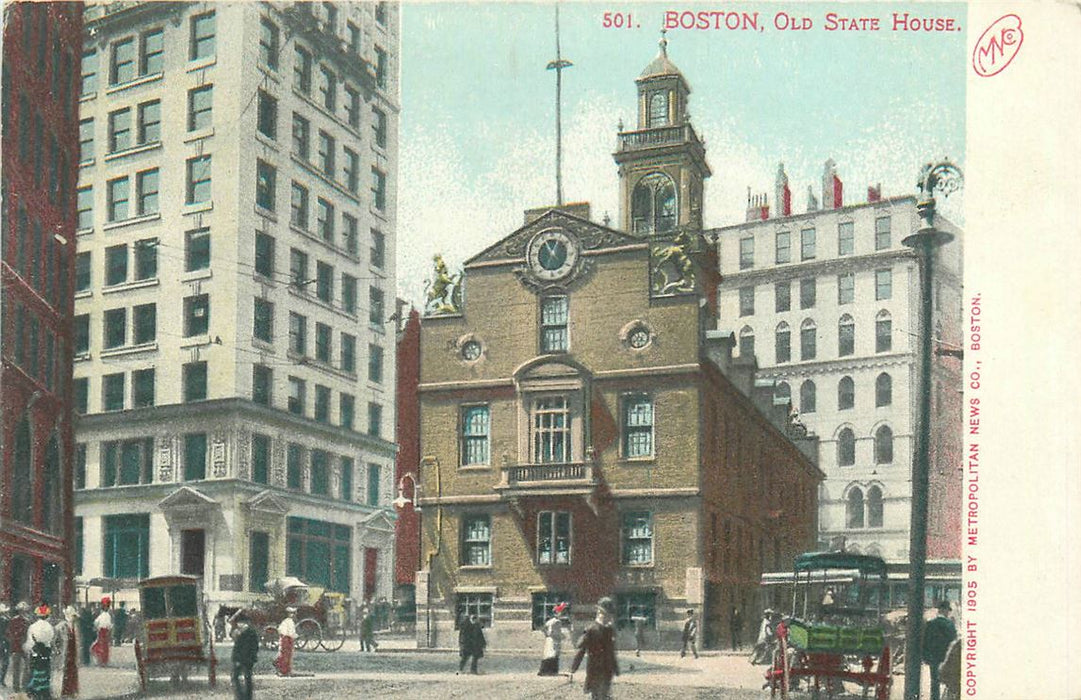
[754,352,914,378]
[709,195,918,236]
[417,363,702,394]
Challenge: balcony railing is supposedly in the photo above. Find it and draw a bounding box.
[617,124,703,152]
[495,462,596,494]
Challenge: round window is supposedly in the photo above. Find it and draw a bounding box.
[628,326,651,349]
[461,340,482,361]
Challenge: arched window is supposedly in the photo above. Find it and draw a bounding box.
[800,319,817,360]
[42,432,62,533]
[838,314,855,357]
[838,376,854,410]
[800,379,816,414]
[774,381,791,405]
[846,487,865,529]
[739,326,755,359]
[875,310,892,353]
[631,173,676,235]
[837,428,855,467]
[775,322,791,363]
[875,372,892,407]
[648,91,669,127]
[867,486,884,528]
[874,425,893,464]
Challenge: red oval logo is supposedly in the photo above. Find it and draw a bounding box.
[972,14,1023,77]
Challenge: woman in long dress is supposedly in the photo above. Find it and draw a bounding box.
[538,602,568,676]
[273,607,297,676]
[90,597,113,666]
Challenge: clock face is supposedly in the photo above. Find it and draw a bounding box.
[528,230,579,281]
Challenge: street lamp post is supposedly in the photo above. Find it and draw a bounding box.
[902,160,962,699]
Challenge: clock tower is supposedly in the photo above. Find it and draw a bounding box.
[613,35,711,237]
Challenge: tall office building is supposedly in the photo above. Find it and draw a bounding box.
[1,1,84,605]
[712,165,964,562]
[72,1,399,610]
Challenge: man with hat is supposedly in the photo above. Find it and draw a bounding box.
[273,607,297,676]
[24,604,55,700]
[91,597,113,666]
[680,609,699,659]
[922,601,958,700]
[537,602,568,676]
[570,597,619,700]
[230,611,259,700]
[8,601,31,690]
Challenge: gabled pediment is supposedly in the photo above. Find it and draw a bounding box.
[360,509,396,532]
[466,209,641,267]
[158,486,218,511]
[246,490,291,516]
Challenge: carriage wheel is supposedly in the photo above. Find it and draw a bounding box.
[295,618,322,651]
[319,624,346,652]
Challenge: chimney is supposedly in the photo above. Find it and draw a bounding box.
[745,190,769,222]
[822,158,842,209]
[774,163,791,218]
[806,184,819,212]
[867,183,882,203]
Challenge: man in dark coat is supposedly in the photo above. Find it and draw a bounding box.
[922,601,957,700]
[680,609,699,658]
[730,607,743,650]
[230,612,259,700]
[113,602,128,646]
[570,597,619,700]
[457,613,486,674]
[77,605,94,666]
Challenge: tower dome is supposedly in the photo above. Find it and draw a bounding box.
[639,34,684,80]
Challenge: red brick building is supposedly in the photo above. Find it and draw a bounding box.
[395,307,421,592]
[1,1,84,605]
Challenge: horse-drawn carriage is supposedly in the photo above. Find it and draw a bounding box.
[765,552,893,700]
[221,577,348,652]
[134,575,216,692]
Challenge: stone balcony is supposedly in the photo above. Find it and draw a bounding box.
[493,461,597,497]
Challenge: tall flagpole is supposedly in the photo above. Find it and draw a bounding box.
[547,4,573,205]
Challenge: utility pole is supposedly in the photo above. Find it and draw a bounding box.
[546,4,573,205]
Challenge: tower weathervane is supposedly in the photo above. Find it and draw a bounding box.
[546,4,573,206]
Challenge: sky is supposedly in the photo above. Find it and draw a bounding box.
[396,2,967,304]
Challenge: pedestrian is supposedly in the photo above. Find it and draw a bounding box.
[570,597,619,700]
[679,609,699,659]
[359,607,377,652]
[922,601,958,700]
[631,614,647,657]
[91,597,113,666]
[8,601,31,691]
[750,609,773,665]
[230,611,259,700]
[457,613,486,674]
[25,604,55,700]
[60,606,79,698]
[113,601,128,646]
[0,602,10,687]
[730,607,743,650]
[538,602,568,676]
[77,604,94,666]
[273,607,297,676]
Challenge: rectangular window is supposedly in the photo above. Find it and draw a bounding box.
[310,450,330,495]
[875,269,892,300]
[317,199,335,241]
[103,308,126,349]
[340,333,356,373]
[318,65,336,110]
[368,344,384,383]
[838,221,854,256]
[287,444,304,489]
[367,464,381,506]
[133,303,156,344]
[110,38,135,85]
[186,155,212,204]
[136,169,159,215]
[340,457,353,500]
[102,372,125,411]
[540,296,568,353]
[341,274,357,314]
[738,286,755,316]
[616,592,657,630]
[81,50,97,95]
[368,402,382,438]
[537,511,571,565]
[190,12,216,61]
[801,323,817,360]
[369,286,385,327]
[455,594,493,629]
[256,160,276,210]
[74,314,90,354]
[75,446,87,490]
[532,396,570,463]
[460,515,491,566]
[103,515,149,579]
[839,320,855,357]
[183,361,208,402]
[106,176,129,222]
[248,531,269,592]
[343,148,360,193]
[294,46,312,93]
[132,368,155,408]
[799,277,816,309]
[375,46,388,89]
[139,28,164,75]
[252,434,271,484]
[875,217,891,250]
[285,517,352,593]
[775,281,791,312]
[79,118,94,162]
[254,298,274,343]
[133,239,157,281]
[376,2,388,25]
[137,99,160,144]
[184,433,207,480]
[622,394,654,458]
[188,85,213,131]
[347,22,361,54]
[105,244,128,286]
[185,228,210,271]
[260,17,280,70]
[289,312,307,355]
[73,377,89,414]
[371,167,386,211]
[291,182,309,228]
[252,364,272,406]
[531,593,570,631]
[621,511,653,565]
[317,130,335,174]
[77,187,93,230]
[287,377,306,416]
[739,236,754,269]
[461,405,490,466]
[339,394,355,430]
[776,327,791,363]
[345,85,360,128]
[184,294,209,337]
[838,273,855,305]
[292,113,310,159]
[372,107,387,148]
[876,317,892,353]
[315,323,332,362]
[801,228,816,261]
[255,233,275,278]
[370,230,386,269]
[290,248,309,288]
[257,91,278,139]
